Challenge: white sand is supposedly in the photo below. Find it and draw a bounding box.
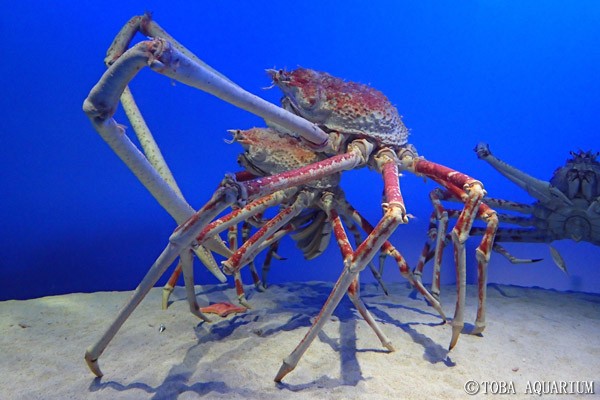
[1,282,598,399]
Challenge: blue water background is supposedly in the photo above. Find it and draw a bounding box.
[2,1,599,300]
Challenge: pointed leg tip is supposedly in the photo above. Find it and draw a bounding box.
[85,351,104,378]
[448,324,462,350]
[448,339,457,351]
[255,283,266,292]
[471,324,486,335]
[161,288,173,310]
[274,361,293,383]
[436,307,447,322]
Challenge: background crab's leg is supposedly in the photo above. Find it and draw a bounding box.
[491,243,542,264]
[410,158,498,348]
[413,188,451,300]
[483,197,535,214]
[274,149,406,382]
[475,143,572,208]
[414,193,543,308]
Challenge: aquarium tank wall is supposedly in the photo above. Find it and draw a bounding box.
[1,0,599,301]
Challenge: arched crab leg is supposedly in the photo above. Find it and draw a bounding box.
[408,157,498,348]
[93,35,229,284]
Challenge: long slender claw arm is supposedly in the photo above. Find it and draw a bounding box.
[95,31,332,150]
[475,143,572,208]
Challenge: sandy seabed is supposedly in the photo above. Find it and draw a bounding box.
[1,281,599,399]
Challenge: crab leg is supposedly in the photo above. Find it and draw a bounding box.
[120,88,234,287]
[84,43,232,286]
[162,170,264,307]
[222,195,315,307]
[261,241,283,288]
[240,220,265,290]
[328,206,394,350]
[178,248,211,320]
[162,245,224,309]
[86,144,369,377]
[85,179,241,377]
[335,198,445,316]
[413,191,544,310]
[223,191,317,275]
[338,211,389,295]
[274,149,406,382]
[413,188,450,300]
[410,158,498,347]
[491,243,543,264]
[227,226,253,309]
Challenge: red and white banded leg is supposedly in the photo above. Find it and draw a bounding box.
[409,158,498,349]
[274,149,407,382]
[336,199,446,317]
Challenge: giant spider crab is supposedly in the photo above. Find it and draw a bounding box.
[82,14,498,382]
[414,143,600,298]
